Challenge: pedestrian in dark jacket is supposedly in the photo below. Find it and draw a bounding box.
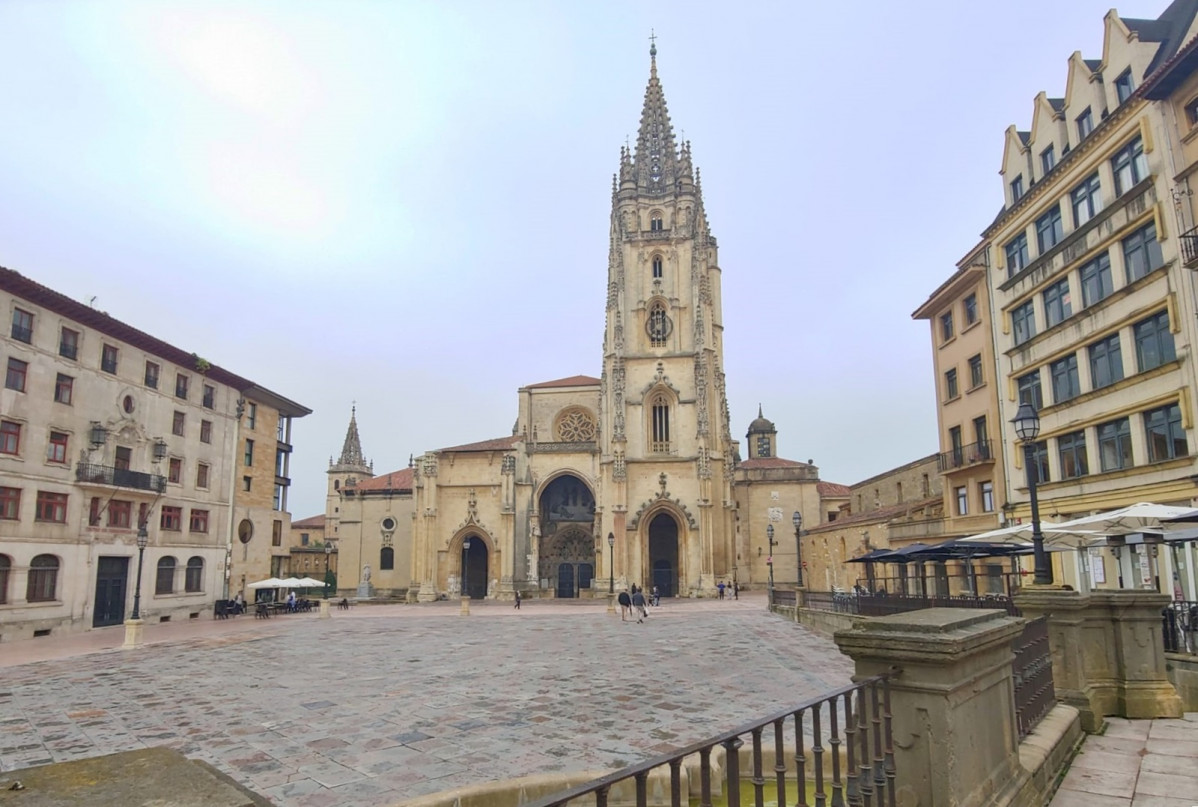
[617,589,632,621]
[631,588,648,623]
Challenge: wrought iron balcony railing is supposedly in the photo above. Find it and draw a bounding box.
[1181,225,1198,268]
[937,440,993,472]
[76,463,167,493]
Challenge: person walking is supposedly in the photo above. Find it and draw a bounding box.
[631,587,648,623]
[732,581,739,600]
[717,581,726,600]
[651,585,660,607]
[617,588,632,621]
[514,590,521,609]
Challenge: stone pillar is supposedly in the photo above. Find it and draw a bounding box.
[319,599,331,619]
[1013,587,1104,732]
[835,609,1027,807]
[122,618,144,649]
[1092,590,1183,719]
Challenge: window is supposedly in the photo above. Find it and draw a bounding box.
[652,255,663,279]
[174,373,189,400]
[1079,253,1113,307]
[940,311,954,341]
[202,384,215,409]
[380,546,394,570]
[0,487,19,520]
[155,557,176,594]
[301,533,309,545]
[1071,173,1103,227]
[0,555,8,604]
[1005,232,1029,277]
[1036,206,1064,253]
[1050,354,1080,403]
[200,420,212,444]
[1133,310,1176,372]
[196,462,209,489]
[189,509,209,533]
[46,431,68,464]
[1111,136,1148,195]
[1012,300,1036,345]
[11,308,33,343]
[1076,107,1094,140]
[273,484,284,511]
[945,368,958,399]
[1088,334,1124,390]
[185,557,204,592]
[1041,145,1056,174]
[1115,69,1135,104]
[168,458,182,484]
[26,554,58,602]
[1058,430,1089,479]
[650,393,671,453]
[955,486,968,516]
[1010,175,1024,202]
[963,293,978,325]
[244,438,255,466]
[114,446,131,470]
[59,327,78,360]
[144,361,159,389]
[247,403,257,430]
[108,500,132,528]
[980,481,994,513]
[650,213,663,231]
[1043,279,1072,328]
[1098,417,1133,471]
[0,420,21,455]
[243,476,252,492]
[101,344,118,374]
[973,415,989,447]
[1029,441,1050,484]
[171,411,185,437]
[1145,403,1188,462]
[968,354,984,388]
[54,373,73,404]
[160,506,182,531]
[5,358,27,392]
[949,426,963,464]
[647,301,670,347]
[272,519,283,547]
[88,497,101,527]
[1123,223,1163,283]
[35,491,68,523]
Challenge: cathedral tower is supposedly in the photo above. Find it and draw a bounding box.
[599,42,736,596]
[326,406,372,542]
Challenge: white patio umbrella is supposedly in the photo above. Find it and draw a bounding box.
[246,577,286,589]
[958,521,1104,549]
[277,577,307,588]
[1049,502,1198,537]
[295,577,326,587]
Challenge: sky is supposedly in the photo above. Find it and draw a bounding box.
[0,0,1170,518]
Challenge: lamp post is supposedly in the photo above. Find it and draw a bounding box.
[792,511,804,588]
[461,537,472,615]
[607,532,615,594]
[132,523,149,620]
[766,523,776,592]
[324,544,333,599]
[1012,402,1053,585]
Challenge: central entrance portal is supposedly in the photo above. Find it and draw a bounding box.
[648,513,679,597]
[538,474,597,598]
[93,556,129,627]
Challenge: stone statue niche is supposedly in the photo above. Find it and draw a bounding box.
[539,476,596,536]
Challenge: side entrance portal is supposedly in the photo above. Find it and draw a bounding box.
[648,513,679,597]
[93,556,129,627]
[462,538,488,600]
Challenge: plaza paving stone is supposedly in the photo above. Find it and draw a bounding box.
[0,595,853,806]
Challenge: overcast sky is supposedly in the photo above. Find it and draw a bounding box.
[0,0,1164,518]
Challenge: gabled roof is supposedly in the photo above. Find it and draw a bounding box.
[291,514,326,529]
[805,496,941,535]
[739,457,805,470]
[817,482,852,498]
[524,375,601,389]
[1083,58,1103,72]
[354,467,414,492]
[1127,0,1198,73]
[1048,97,1066,112]
[439,435,521,453]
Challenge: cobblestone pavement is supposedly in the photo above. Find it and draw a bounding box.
[0,595,853,807]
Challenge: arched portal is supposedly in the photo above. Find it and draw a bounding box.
[648,512,679,597]
[461,535,488,600]
[537,474,597,597]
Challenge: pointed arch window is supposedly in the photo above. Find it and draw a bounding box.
[652,255,663,279]
[650,212,664,231]
[647,300,671,347]
[650,392,672,454]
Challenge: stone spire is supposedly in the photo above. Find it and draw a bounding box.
[634,35,679,195]
[330,405,371,474]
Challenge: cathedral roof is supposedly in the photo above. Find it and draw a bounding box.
[524,375,601,389]
[739,457,805,470]
[291,514,326,529]
[354,467,414,492]
[439,435,521,453]
[817,482,852,498]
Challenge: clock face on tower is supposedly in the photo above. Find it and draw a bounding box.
[756,436,770,458]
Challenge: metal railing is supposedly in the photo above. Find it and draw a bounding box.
[1163,601,1198,656]
[524,676,895,807]
[75,463,166,493]
[1181,225,1198,267]
[936,440,993,472]
[1012,616,1055,739]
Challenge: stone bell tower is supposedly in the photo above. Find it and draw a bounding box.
[326,406,372,542]
[597,40,736,596]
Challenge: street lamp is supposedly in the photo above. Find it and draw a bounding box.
[766,523,776,591]
[131,523,149,620]
[324,543,333,599]
[792,511,804,588]
[607,532,615,594]
[462,537,472,601]
[1012,401,1053,585]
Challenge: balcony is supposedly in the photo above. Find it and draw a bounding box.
[937,440,994,473]
[1182,225,1198,268]
[76,463,167,493]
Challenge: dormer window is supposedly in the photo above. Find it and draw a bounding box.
[652,255,663,279]
[1076,107,1094,140]
[1040,145,1055,175]
[1010,175,1024,202]
[650,212,664,231]
[1115,69,1135,104]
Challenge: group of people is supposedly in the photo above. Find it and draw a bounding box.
[715,580,739,600]
[617,585,658,623]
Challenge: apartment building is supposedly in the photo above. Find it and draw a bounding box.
[0,267,308,639]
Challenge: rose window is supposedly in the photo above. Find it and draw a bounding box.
[557,410,597,442]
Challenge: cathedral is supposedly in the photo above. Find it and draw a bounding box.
[312,46,835,600]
